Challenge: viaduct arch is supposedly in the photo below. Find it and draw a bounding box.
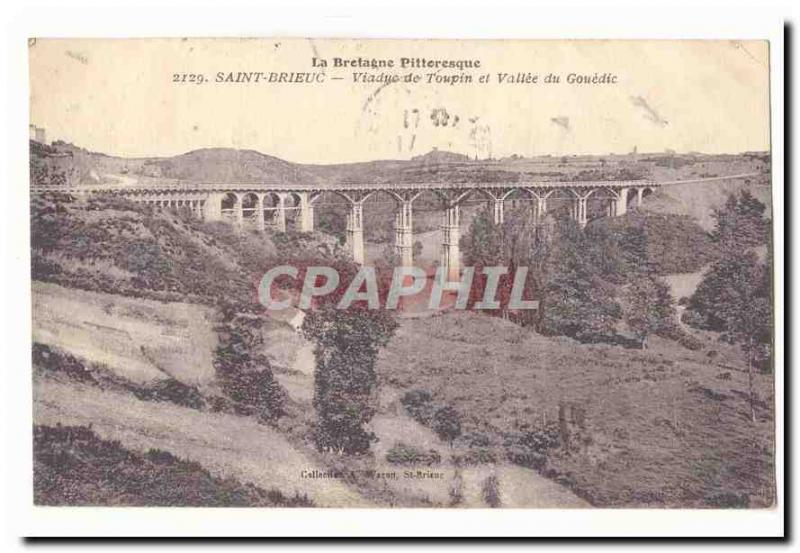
[32,180,659,281]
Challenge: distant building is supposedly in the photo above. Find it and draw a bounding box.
[29,124,46,144]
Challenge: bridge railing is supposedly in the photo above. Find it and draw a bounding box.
[30,179,658,194]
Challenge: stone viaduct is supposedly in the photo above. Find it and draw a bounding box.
[32,180,658,280]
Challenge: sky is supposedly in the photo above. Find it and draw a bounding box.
[29,38,770,163]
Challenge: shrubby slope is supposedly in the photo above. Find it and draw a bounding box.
[378,312,774,507]
[34,424,312,506]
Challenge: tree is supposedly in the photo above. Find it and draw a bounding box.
[313,202,348,244]
[213,300,286,421]
[460,207,624,339]
[684,251,772,422]
[460,207,504,267]
[686,190,773,420]
[461,204,546,325]
[711,190,768,250]
[584,219,643,281]
[481,474,502,508]
[712,253,772,422]
[621,274,676,349]
[412,240,423,259]
[538,216,621,341]
[303,305,397,454]
[734,295,772,423]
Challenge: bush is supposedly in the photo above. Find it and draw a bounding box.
[481,475,502,508]
[401,389,436,425]
[506,448,548,471]
[453,448,497,466]
[654,319,703,351]
[460,431,492,448]
[385,442,442,466]
[504,424,562,469]
[449,469,464,507]
[213,309,286,421]
[681,308,708,328]
[221,368,286,420]
[432,406,462,444]
[132,378,205,410]
[400,391,462,445]
[272,231,318,258]
[32,343,96,384]
[676,332,703,351]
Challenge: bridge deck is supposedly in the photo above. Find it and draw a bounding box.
[31,180,658,194]
[29,172,761,195]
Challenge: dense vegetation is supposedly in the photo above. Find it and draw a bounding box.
[401,389,463,444]
[386,442,442,467]
[460,206,699,346]
[33,342,206,410]
[34,425,311,506]
[589,210,719,274]
[213,302,287,420]
[682,191,773,421]
[31,193,256,305]
[298,264,399,454]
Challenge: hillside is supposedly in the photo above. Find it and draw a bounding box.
[646,176,772,230]
[33,377,367,507]
[411,149,472,164]
[377,312,774,508]
[33,281,219,388]
[146,148,310,183]
[30,193,345,307]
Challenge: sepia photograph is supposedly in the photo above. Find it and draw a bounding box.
[1,3,787,538]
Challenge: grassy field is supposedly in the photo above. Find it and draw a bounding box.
[32,281,219,388]
[376,312,775,507]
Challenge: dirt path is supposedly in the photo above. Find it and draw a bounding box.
[370,387,590,508]
[33,377,372,507]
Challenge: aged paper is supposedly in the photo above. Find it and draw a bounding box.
[28,38,776,515]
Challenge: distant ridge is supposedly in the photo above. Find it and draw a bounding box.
[149,148,307,184]
[31,140,768,190]
[411,149,471,164]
